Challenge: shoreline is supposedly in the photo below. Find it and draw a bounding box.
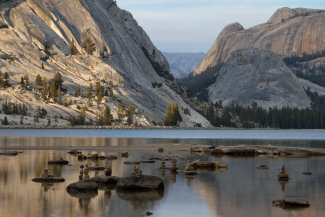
[0,125,324,130]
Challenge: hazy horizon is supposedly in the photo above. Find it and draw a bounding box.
[118,0,325,53]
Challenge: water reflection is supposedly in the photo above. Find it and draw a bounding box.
[0,139,325,217]
[2,136,325,150]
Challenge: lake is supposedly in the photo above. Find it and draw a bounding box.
[0,129,325,217]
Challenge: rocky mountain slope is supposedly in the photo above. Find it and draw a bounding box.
[182,7,325,109]
[208,48,311,108]
[163,52,205,78]
[0,0,210,127]
[194,7,325,76]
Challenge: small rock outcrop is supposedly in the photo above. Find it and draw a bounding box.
[278,166,289,180]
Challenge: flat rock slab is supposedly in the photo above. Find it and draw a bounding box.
[124,161,140,165]
[195,161,228,169]
[32,177,65,183]
[258,165,269,170]
[91,176,121,185]
[272,199,310,209]
[88,167,105,171]
[106,155,118,160]
[48,160,69,165]
[211,145,325,156]
[66,181,99,192]
[0,151,19,156]
[116,175,164,192]
[67,150,81,155]
[141,160,155,164]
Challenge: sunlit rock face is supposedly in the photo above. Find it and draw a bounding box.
[194,8,325,75]
[208,48,311,108]
[0,0,210,127]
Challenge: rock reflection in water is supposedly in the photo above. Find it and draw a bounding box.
[117,190,164,211]
[68,190,98,215]
[278,179,288,192]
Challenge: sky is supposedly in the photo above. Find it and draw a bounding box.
[117,0,325,53]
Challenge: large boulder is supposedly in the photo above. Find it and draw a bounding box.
[66,181,99,193]
[116,175,164,192]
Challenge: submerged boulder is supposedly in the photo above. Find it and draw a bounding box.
[116,175,164,192]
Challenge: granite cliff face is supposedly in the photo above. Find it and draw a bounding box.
[0,0,210,127]
[208,48,311,108]
[195,7,325,75]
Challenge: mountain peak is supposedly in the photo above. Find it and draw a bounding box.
[221,22,244,35]
[268,7,324,24]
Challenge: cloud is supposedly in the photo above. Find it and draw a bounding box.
[117,0,325,52]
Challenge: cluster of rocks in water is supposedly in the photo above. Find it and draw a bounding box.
[28,144,320,210]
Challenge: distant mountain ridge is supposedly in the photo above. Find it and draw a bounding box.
[163,52,205,78]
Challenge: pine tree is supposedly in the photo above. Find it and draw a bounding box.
[87,83,92,107]
[3,72,9,87]
[23,75,29,89]
[103,105,112,125]
[164,103,182,126]
[50,79,56,102]
[69,116,76,127]
[127,107,135,126]
[35,74,43,87]
[83,36,96,54]
[0,71,3,88]
[97,91,102,107]
[109,80,113,96]
[53,72,63,90]
[20,77,25,88]
[41,79,48,101]
[57,86,62,105]
[70,39,80,55]
[2,116,9,125]
[75,85,81,97]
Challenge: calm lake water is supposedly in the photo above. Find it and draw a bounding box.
[0,129,325,217]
